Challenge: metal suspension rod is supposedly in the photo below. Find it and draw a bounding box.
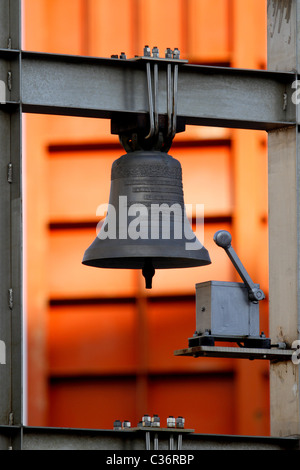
[154,62,159,136]
[172,63,178,139]
[167,63,172,137]
[145,62,155,139]
[167,63,178,139]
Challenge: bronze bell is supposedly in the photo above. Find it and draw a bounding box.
[82,150,211,288]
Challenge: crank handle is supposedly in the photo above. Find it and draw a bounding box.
[213,230,265,302]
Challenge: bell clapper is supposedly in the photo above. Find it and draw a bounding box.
[142,260,155,289]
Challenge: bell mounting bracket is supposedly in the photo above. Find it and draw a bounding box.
[111,46,187,153]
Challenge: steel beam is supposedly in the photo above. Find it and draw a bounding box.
[0,0,20,50]
[267,0,300,437]
[6,51,294,130]
[0,0,22,436]
[0,426,297,451]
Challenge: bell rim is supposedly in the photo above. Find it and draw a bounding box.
[82,254,211,270]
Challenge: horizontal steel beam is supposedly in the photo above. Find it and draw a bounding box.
[0,426,298,450]
[1,51,292,130]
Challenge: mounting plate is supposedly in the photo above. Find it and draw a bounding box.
[132,56,188,64]
[128,427,194,434]
[174,345,295,362]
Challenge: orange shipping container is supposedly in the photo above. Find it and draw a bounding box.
[24,0,269,436]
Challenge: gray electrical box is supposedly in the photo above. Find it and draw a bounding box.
[188,230,270,349]
[195,280,260,338]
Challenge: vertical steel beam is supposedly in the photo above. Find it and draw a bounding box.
[267,0,300,436]
[0,0,22,448]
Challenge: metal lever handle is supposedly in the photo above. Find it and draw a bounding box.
[213,230,265,302]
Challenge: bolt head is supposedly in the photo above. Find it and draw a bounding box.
[113,419,122,430]
[122,420,131,428]
[165,47,173,58]
[173,48,180,59]
[152,46,159,57]
[151,414,160,427]
[176,416,185,429]
[167,416,176,428]
[142,414,151,426]
[143,45,151,57]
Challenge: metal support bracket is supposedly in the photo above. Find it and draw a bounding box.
[174,345,295,363]
[113,46,187,153]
